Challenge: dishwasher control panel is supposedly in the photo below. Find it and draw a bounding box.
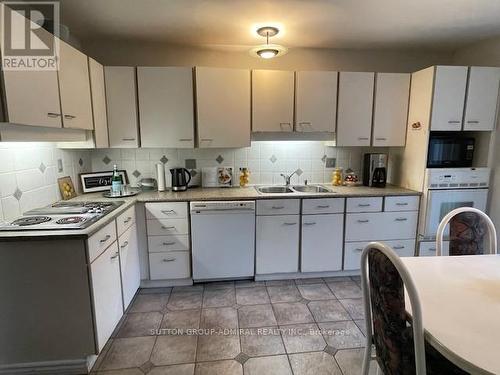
[190,201,256,212]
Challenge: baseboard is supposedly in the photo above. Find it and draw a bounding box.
[0,358,89,375]
[255,270,360,281]
[140,278,193,288]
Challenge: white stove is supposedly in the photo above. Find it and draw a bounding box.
[0,201,124,231]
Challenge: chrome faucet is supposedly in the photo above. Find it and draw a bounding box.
[280,171,298,186]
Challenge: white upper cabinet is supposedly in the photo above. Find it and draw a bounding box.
[58,41,93,130]
[295,71,337,133]
[105,67,140,148]
[373,73,410,147]
[137,67,195,148]
[337,72,375,146]
[430,66,468,131]
[88,58,109,148]
[196,67,251,148]
[463,67,500,131]
[252,70,294,132]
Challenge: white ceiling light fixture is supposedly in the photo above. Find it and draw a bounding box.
[250,26,288,59]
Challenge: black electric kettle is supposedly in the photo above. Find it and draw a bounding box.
[170,168,191,191]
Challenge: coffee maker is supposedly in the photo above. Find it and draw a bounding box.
[363,153,388,188]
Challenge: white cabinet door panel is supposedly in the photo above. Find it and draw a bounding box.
[301,214,343,272]
[373,73,410,146]
[89,58,109,147]
[256,215,299,274]
[344,239,416,270]
[196,67,250,148]
[119,225,140,310]
[295,71,337,133]
[464,67,500,131]
[430,66,468,131]
[337,72,374,146]
[90,242,123,352]
[252,70,294,132]
[105,67,139,148]
[149,251,191,280]
[137,67,194,148]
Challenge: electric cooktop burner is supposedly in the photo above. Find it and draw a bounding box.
[56,216,86,225]
[11,216,52,226]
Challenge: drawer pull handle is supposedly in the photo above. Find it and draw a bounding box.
[396,203,408,206]
[64,114,76,119]
[161,226,176,230]
[395,218,408,222]
[358,204,371,207]
[100,234,111,243]
[358,137,369,140]
[122,137,136,141]
[120,241,129,249]
[163,241,176,246]
[201,138,213,142]
[161,210,176,215]
[110,251,119,260]
[357,219,369,223]
[272,206,285,210]
[304,222,316,226]
[47,112,61,118]
[467,120,479,124]
[448,120,461,124]
[393,245,405,250]
[316,205,330,209]
[283,222,297,226]
[179,138,192,141]
[162,258,176,262]
[355,248,364,252]
[123,217,132,223]
[428,248,436,252]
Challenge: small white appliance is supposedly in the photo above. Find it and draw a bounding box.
[190,201,255,280]
[419,168,490,239]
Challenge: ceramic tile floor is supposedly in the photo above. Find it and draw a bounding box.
[92,276,380,375]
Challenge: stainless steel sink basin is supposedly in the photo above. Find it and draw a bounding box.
[257,186,294,194]
[291,185,333,193]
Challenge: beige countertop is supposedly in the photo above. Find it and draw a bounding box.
[0,184,420,240]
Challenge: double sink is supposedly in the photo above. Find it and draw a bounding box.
[256,185,335,194]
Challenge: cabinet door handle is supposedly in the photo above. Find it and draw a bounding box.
[120,241,129,249]
[396,202,408,206]
[162,258,176,262]
[395,217,408,222]
[161,210,176,215]
[64,114,76,119]
[123,217,132,224]
[375,137,387,141]
[272,206,285,210]
[358,137,369,140]
[448,120,461,124]
[110,251,119,260]
[316,205,330,209]
[163,241,176,246]
[47,112,61,118]
[393,245,405,250]
[100,234,111,243]
[201,138,213,142]
[358,203,371,207]
[428,248,436,252]
[122,137,136,141]
[279,122,292,131]
[354,248,364,252]
[283,222,297,226]
[467,120,479,124]
[161,226,176,230]
[179,138,192,142]
[357,219,370,223]
[304,222,316,226]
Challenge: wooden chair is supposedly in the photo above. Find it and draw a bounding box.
[360,242,468,375]
[436,207,497,256]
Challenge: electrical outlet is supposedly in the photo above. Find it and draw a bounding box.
[325,158,336,168]
[57,158,63,173]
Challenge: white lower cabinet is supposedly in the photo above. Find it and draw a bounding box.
[149,251,191,280]
[419,241,449,256]
[301,214,344,272]
[344,240,416,270]
[118,225,140,310]
[90,242,123,352]
[256,215,300,274]
[345,211,418,241]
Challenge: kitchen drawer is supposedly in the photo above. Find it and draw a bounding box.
[148,235,190,253]
[147,218,189,236]
[385,195,420,212]
[344,239,416,270]
[302,198,345,215]
[88,221,118,263]
[256,199,300,216]
[149,251,190,280]
[116,205,136,236]
[345,211,418,241]
[145,202,188,220]
[346,197,383,213]
[419,241,449,256]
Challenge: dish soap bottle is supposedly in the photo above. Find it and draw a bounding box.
[111,164,122,195]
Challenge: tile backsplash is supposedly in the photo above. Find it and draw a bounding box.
[0,143,90,220]
[90,141,384,188]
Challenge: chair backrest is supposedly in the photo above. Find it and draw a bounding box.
[436,207,497,256]
[361,242,426,375]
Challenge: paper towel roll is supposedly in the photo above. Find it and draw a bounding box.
[156,163,166,191]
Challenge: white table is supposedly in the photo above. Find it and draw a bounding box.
[402,255,500,375]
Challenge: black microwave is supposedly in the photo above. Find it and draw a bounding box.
[427,133,475,168]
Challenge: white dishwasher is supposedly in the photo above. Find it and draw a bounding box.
[190,201,255,281]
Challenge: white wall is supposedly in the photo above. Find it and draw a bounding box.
[453,36,500,242]
[0,143,90,220]
[82,40,453,72]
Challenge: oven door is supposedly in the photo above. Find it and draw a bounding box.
[424,189,488,237]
